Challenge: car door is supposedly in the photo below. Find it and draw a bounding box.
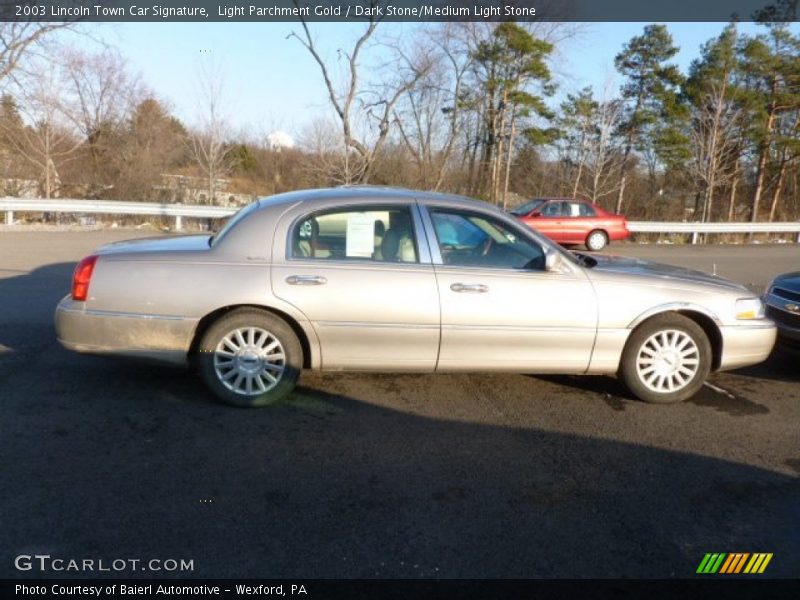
[272,202,440,371]
[562,201,597,243]
[534,200,568,243]
[421,204,597,373]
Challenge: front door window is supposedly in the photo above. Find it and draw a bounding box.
[430,210,546,270]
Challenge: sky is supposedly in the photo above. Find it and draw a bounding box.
[73,21,798,144]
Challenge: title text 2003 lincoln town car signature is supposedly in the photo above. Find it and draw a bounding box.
[55,187,776,407]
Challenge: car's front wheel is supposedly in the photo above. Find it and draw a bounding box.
[619,313,711,404]
[197,309,302,407]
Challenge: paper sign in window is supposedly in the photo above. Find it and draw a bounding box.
[346,213,376,258]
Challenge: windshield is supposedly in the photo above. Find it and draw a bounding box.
[209,201,260,246]
[509,199,545,216]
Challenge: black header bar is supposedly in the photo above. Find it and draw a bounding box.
[1,0,798,23]
[4,579,800,600]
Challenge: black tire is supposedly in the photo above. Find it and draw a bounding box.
[619,313,712,404]
[586,229,608,251]
[197,309,302,407]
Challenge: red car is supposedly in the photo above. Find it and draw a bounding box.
[511,197,629,251]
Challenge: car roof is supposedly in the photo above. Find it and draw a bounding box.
[257,185,500,212]
[534,197,590,202]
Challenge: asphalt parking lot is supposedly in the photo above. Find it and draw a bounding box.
[1,229,798,579]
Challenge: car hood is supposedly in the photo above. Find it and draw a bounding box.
[584,253,748,292]
[772,271,800,290]
[94,234,212,256]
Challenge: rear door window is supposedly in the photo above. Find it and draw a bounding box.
[292,206,418,263]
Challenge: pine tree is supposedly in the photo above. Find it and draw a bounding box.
[739,23,800,221]
[471,23,554,205]
[614,24,684,214]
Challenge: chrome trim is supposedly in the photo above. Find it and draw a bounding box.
[58,306,190,321]
[627,303,723,329]
[276,259,434,273]
[286,275,327,285]
[316,321,438,330]
[772,286,800,303]
[417,203,443,265]
[410,202,432,264]
[723,321,779,330]
[450,283,489,293]
[442,325,596,333]
[432,264,577,278]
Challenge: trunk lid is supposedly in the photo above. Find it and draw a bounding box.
[94,234,212,256]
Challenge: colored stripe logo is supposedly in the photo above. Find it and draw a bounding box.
[697,553,773,574]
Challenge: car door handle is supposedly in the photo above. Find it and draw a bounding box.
[286,275,327,286]
[450,283,489,293]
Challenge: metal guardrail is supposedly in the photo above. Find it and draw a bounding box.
[2,197,800,241]
[0,198,236,231]
[626,221,800,243]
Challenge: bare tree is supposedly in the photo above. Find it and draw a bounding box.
[61,48,142,148]
[289,2,431,183]
[393,25,472,190]
[115,97,187,201]
[187,62,235,204]
[0,20,76,84]
[57,47,144,195]
[0,63,82,198]
[688,82,743,223]
[298,116,350,185]
[289,6,377,184]
[580,96,625,205]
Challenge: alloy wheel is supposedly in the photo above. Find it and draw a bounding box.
[213,327,286,396]
[635,329,700,394]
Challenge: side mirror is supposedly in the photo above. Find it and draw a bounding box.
[545,250,559,272]
[530,210,542,217]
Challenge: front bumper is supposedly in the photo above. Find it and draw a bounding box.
[717,321,777,371]
[55,296,197,365]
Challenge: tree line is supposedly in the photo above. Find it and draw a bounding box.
[0,19,798,222]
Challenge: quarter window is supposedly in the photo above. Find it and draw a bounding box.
[430,210,545,270]
[567,202,596,217]
[292,207,418,263]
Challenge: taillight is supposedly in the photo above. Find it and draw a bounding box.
[71,255,98,301]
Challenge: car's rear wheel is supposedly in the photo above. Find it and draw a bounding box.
[619,313,711,404]
[197,309,302,407]
[586,229,608,251]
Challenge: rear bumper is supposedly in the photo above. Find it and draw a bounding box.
[610,227,631,242]
[717,322,777,371]
[55,296,197,365]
